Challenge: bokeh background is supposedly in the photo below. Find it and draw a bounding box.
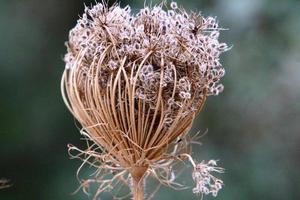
[0,0,299,199]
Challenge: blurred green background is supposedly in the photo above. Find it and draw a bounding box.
[0,0,299,199]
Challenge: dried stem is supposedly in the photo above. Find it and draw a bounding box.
[130,166,147,200]
[132,177,144,200]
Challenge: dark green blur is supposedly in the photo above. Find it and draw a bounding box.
[0,0,299,199]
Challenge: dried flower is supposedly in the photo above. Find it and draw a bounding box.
[61,1,229,199]
[170,2,178,10]
[192,160,224,197]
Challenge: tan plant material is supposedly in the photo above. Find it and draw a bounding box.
[0,179,11,190]
[61,1,229,199]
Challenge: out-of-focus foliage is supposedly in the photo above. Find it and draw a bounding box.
[0,0,299,199]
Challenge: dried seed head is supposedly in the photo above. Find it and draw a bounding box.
[62,1,229,199]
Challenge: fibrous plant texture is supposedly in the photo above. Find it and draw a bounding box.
[61,1,230,199]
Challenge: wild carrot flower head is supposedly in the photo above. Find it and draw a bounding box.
[62,1,229,199]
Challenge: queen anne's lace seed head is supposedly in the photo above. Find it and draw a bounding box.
[64,1,229,101]
[63,1,230,199]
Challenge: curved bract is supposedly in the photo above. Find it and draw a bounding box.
[62,50,206,166]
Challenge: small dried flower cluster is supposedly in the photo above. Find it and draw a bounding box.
[64,1,229,125]
[192,160,224,197]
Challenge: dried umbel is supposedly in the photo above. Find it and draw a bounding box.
[61,1,229,199]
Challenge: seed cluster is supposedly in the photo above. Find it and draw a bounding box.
[192,160,224,197]
[64,1,229,125]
